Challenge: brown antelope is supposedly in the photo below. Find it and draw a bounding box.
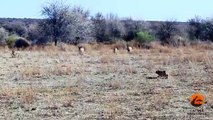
[127,46,133,53]
[78,46,85,54]
[113,47,118,54]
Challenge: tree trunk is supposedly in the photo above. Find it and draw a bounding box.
[54,39,57,46]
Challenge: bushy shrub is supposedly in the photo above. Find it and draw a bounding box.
[170,35,188,47]
[6,35,19,48]
[135,30,155,44]
[188,17,213,42]
[199,21,213,41]
[187,17,204,41]
[92,13,125,43]
[27,23,41,41]
[14,38,31,49]
[122,18,145,41]
[0,27,8,45]
[114,40,127,49]
[156,20,179,45]
[3,22,28,37]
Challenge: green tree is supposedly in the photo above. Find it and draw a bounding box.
[135,30,155,44]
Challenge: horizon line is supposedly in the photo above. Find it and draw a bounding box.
[0,17,190,23]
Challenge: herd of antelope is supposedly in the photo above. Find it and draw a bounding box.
[79,45,133,55]
[11,44,134,57]
[113,46,133,53]
[10,38,135,56]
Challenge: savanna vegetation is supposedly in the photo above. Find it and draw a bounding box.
[1,1,213,120]
[0,2,213,49]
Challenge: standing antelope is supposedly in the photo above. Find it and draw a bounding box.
[113,47,118,54]
[127,46,133,53]
[78,46,85,55]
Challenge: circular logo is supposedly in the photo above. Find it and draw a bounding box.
[190,93,205,107]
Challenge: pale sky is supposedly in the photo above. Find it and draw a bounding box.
[0,0,212,21]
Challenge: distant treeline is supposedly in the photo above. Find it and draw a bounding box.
[0,1,212,48]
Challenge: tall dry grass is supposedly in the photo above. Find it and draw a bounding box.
[50,63,72,76]
[150,42,173,54]
[21,66,46,79]
[0,87,36,104]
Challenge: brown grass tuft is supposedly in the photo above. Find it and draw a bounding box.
[113,40,127,49]
[51,63,72,75]
[20,88,36,104]
[125,65,137,74]
[21,66,45,78]
[151,42,173,54]
[0,87,36,104]
[191,42,213,51]
[174,52,212,64]
[109,80,121,90]
[100,55,113,64]
[61,96,74,107]
[102,102,124,119]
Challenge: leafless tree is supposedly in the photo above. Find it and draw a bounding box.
[156,20,179,45]
[41,2,93,45]
[92,13,125,43]
[0,27,8,45]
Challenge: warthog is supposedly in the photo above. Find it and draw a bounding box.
[156,70,168,79]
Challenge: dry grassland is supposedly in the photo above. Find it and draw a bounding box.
[0,43,213,119]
